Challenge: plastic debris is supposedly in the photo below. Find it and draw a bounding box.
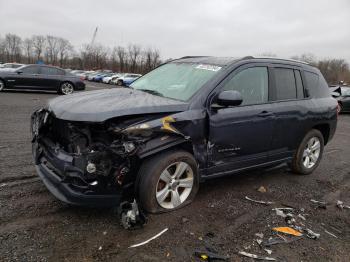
[275,209,287,218]
[256,239,263,245]
[129,228,168,248]
[324,230,338,238]
[304,228,320,239]
[98,246,102,251]
[264,236,302,247]
[194,249,229,261]
[238,251,276,261]
[336,200,350,209]
[272,227,302,236]
[258,186,267,193]
[264,249,273,255]
[298,214,306,221]
[0,183,7,188]
[255,233,264,239]
[245,196,274,205]
[310,199,327,209]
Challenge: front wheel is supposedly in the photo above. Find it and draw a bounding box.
[117,80,123,86]
[290,129,324,175]
[59,82,74,95]
[138,150,199,213]
[0,79,5,91]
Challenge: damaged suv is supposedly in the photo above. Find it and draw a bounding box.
[31,56,337,213]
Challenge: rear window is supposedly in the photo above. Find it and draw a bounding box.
[40,67,65,76]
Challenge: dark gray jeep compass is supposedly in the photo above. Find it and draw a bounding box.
[31,56,337,213]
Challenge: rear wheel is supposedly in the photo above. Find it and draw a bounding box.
[0,79,5,91]
[138,150,199,213]
[117,80,123,86]
[59,82,74,95]
[290,129,324,175]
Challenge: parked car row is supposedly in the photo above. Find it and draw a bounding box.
[330,85,350,113]
[69,69,142,87]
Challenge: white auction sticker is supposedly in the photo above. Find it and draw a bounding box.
[196,64,222,72]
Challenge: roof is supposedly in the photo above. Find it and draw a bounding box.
[172,56,311,67]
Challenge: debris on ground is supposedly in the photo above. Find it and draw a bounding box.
[297,214,306,221]
[128,228,168,248]
[310,199,327,209]
[264,249,273,255]
[336,200,350,209]
[255,233,264,239]
[245,196,274,205]
[272,227,302,237]
[263,236,302,246]
[194,249,229,261]
[257,186,267,193]
[324,229,338,238]
[0,183,7,188]
[304,228,320,239]
[182,217,189,223]
[98,246,102,251]
[118,200,147,230]
[238,251,276,261]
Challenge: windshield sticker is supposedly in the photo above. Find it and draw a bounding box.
[196,64,222,72]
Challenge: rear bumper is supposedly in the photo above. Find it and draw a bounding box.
[32,139,121,207]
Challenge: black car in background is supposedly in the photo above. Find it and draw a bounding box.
[330,86,350,113]
[0,64,85,95]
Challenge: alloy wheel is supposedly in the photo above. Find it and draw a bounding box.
[0,80,4,91]
[61,83,74,95]
[156,161,194,209]
[302,136,321,169]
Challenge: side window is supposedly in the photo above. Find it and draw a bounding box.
[223,67,268,106]
[21,66,39,74]
[40,67,64,75]
[274,68,297,100]
[294,70,305,99]
[304,71,319,98]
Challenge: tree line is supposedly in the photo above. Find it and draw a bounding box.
[1,33,349,84]
[0,33,161,74]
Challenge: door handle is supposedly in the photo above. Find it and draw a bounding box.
[257,111,274,117]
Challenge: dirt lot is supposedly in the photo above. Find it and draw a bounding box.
[0,83,349,262]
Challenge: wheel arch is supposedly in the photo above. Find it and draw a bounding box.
[59,80,75,90]
[312,123,330,145]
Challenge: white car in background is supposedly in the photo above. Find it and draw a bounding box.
[114,73,142,86]
[102,73,122,84]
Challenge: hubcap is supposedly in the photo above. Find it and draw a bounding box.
[156,162,194,209]
[61,83,73,95]
[302,137,321,169]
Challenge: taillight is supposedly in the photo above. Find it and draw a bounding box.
[80,76,85,81]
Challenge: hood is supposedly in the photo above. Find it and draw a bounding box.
[48,88,188,122]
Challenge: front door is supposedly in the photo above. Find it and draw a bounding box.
[11,65,41,89]
[207,65,275,176]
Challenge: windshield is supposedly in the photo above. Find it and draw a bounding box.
[131,63,222,101]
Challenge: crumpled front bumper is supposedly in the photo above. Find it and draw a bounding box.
[32,135,122,208]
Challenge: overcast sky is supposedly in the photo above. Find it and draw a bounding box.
[1,0,349,62]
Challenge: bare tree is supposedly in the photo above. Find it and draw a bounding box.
[4,33,22,62]
[31,35,46,62]
[116,46,127,72]
[23,38,33,64]
[45,35,60,65]
[57,37,73,67]
[128,44,141,72]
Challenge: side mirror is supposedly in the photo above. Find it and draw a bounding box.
[216,90,243,107]
[17,70,23,74]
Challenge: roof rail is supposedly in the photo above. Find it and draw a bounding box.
[249,56,310,65]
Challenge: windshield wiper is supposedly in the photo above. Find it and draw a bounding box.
[138,89,164,97]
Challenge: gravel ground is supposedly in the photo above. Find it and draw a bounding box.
[0,82,349,261]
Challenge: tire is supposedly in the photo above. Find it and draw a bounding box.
[138,150,199,213]
[117,80,123,86]
[0,79,5,91]
[59,82,74,95]
[290,129,324,175]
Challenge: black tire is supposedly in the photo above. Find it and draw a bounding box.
[0,79,5,92]
[290,129,324,175]
[58,82,74,95]
[117,80,123,86]
[138,150,199,213]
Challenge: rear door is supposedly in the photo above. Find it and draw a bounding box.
[268,65,310,160]
[208,64,275,175]
[38,66,65,90]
